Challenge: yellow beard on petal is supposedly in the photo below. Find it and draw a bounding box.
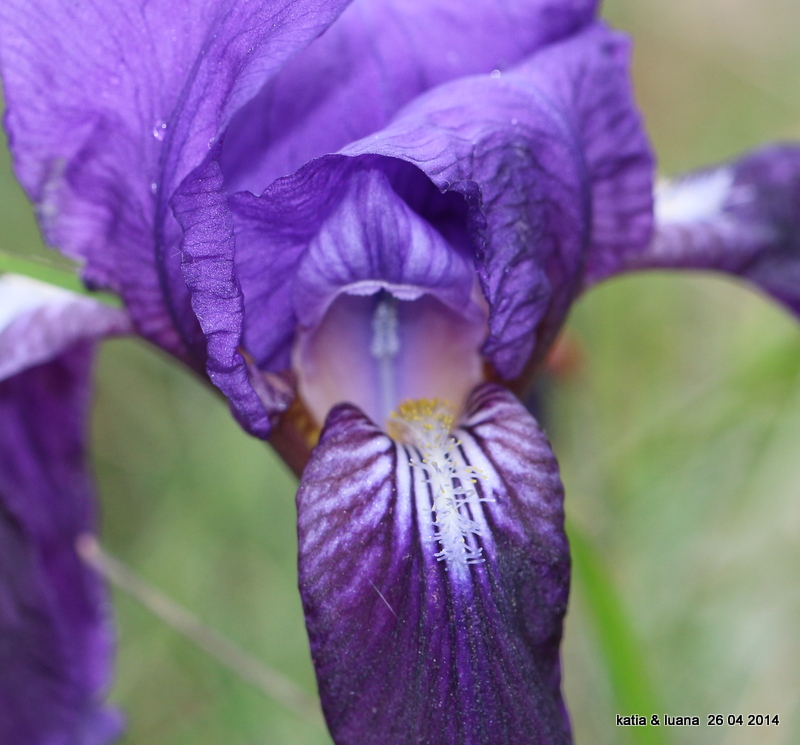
[388,399,490,571]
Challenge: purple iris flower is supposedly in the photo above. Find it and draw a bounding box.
[0,0,799,742]
[0,276,129,743]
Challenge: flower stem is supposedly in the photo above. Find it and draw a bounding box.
[77,535,324,726]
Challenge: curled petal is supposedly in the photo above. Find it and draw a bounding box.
[586,144,800,317]
[172,156,293,437]
[298,384,571,745]
[293,167,476,329]
[226,157,476,373]
[204,158,486,433]
[290,167,486,427]
[0,0,353,357]
[0,276,127,743]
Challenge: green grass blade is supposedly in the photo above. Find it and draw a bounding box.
[568,521,669,745]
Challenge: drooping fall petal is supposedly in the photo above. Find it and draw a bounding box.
[297,384,571,745]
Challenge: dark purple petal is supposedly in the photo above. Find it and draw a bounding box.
[221,0,599,192]
[298,384,571,745]
[0,279,127,743]
[0,0,353,358]
[586,144,800,316]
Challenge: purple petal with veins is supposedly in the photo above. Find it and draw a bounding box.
[298,384,570,745]
[291,167,486,427]
[586,144,800,318]
[342,22,652,377]
[0,0,353,360]
[221,0,599,192]
[176,22,652,438]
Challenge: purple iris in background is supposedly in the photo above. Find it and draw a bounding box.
[0,276,129,742]
[1,0,799,743]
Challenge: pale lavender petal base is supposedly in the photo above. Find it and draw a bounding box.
[297,384,571,745]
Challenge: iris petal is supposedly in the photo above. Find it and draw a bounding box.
[173,156,293,437]
[290,167,486,426]
[342,23,652,377]
[221,0,599,191]
[586,144,800,317]
[168,14,654,441]
[298,384,570,745]
[0,0,353,358]
[293,167,476,329]
[187,23,652,435]
[0,276,131,381]
[0,277,128,743]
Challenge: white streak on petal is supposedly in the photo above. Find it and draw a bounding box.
[0,274,73,334]
[0,274,130,381]
[655,169,734,225]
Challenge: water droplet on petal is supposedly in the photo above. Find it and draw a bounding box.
[150,182,158,194]
[490,69,501,79]
[152,120,168,141]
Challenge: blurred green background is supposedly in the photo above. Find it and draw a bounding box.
[2,0,799,743]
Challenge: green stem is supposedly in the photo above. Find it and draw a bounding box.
[568,520,669,745]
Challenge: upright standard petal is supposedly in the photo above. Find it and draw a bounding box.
[178,22,652,437]
[221,0,600,191]
[298,385,571,745]
[0,0,353,357]
[0,276,129,744]
[584,144,800,316]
